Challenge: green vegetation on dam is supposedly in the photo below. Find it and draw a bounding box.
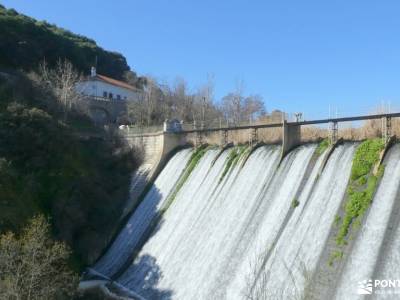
[336,139,385,246]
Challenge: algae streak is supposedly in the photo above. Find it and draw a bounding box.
[219,145,248,184]
[329,139,385,266]
[161,146,208,213]
[337,139,385,244]
[316,138,330,155]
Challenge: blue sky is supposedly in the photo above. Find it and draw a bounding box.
[3,0,400,119]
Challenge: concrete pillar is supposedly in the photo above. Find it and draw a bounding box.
[382,116,392,144]
[195,131,203,147]
[281,121,301,161]
[249,128,258,146]
[330,121,338,144]
[221,130,228,145]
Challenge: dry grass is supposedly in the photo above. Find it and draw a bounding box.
[186,127,282,146]
[257,127,282,144]
[301,117,400,143]
[300,126,328,143]
[338,118,400,140]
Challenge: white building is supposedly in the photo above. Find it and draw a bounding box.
[75,67,143,101]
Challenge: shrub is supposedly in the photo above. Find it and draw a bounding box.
[0,215,78,299]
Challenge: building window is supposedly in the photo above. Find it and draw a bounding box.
[109,92,113,99]
[103,91,107,98]
[117,95,121,100]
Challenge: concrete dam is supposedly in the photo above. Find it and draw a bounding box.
[85,115,400,299]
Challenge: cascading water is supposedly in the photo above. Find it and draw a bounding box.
[93,149,193,278]
[90,142,400,299]
[334,144,400,300]
[242,143,356,300]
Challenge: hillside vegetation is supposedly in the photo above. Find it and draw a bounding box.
[0,4,138,82]
[0,69,140,271]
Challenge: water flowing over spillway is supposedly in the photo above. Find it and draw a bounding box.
[334,144,400,300]
[91,143,400,299]
[94,149,193,277]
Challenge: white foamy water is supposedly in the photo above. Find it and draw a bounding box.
[244,143,356,300]
[93,149,192,278]
[334,144,400,300]
[115,145,320,299]
[91,142,400,300]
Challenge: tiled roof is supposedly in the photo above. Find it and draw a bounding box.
[93,74,141,92]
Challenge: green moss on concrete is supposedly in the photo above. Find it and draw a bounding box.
[334,215,341,227]
[219,145,248,183]
[350,139,385,181]
[335,139,384,246]
[161,146,208,213]
[316,138,330,155]
[328,250,344,267]
[328,139,385,266]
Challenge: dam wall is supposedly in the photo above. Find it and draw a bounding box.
[89,142,400,299]
[119,113,398,219]
[81,113,400,299]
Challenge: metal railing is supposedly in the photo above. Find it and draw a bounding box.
[182,112,400,133]
[118,112,400,135]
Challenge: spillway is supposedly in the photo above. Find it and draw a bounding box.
[90,142,400,299]
[94,149,193,278]
[334,144,400,300]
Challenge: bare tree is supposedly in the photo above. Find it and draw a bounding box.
[243,95,266,123]
[38,59,82,120]
[0,215,78,300]
[125,72,225,127]
[127,76,170,126]
[222,80,260,126]
[193,74,222,128]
